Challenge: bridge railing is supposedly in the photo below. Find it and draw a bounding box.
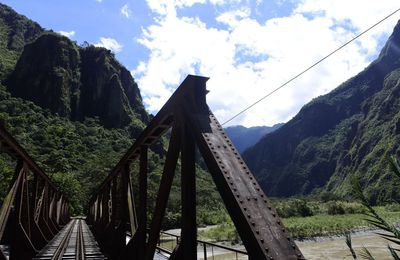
[0,123,70,259]
[157,231,249,260]
[87,75,304,260]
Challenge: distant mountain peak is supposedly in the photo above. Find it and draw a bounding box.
[225,124,283,153]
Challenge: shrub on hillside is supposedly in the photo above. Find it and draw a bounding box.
[326,201,345,215]
[276,199,313,218]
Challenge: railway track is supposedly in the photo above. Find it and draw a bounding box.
[34,218,106,260]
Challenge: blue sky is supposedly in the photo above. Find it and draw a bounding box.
[2,0,400,126]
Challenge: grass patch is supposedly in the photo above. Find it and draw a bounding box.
[198,204,400,243]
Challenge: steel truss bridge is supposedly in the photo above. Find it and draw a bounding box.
[0,75,304,259]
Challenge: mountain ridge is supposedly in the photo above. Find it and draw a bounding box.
[225,124,283,153]
[243,20,400,202]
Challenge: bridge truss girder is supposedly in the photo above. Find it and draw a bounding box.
[0,124,70,259]
[87,75,304,260]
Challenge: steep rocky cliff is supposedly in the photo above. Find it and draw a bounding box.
[6,33,148,129]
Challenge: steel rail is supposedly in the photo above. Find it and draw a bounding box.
[52,219,76,260]
[76,219,85,260]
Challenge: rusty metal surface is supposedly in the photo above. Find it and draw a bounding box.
[0,125,70,259]
[87,75,304,259]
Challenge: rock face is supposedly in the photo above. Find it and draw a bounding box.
[225,124,283,153]
[243,20,400,202]
[6,34,81,117]
[6,33,148,128]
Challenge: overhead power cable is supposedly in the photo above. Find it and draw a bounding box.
[221,7,400,126]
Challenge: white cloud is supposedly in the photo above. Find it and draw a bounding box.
[96,0,102,2]
[58,30,75,38]
[121,4,132,18]
[135,0,400,126]
[95,37,123,53]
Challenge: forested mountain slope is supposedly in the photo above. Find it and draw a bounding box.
[243,20,400,203]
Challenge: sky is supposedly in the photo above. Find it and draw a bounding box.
[2,0,400,127]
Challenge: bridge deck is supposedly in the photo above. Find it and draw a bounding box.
[33,218,106,260]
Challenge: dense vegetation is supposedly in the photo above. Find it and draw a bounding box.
[199,196,400,242]
[0,3,43,79]
[243,20,400,203]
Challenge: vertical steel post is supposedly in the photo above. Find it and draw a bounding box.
[145,126,181,260]
[125,145,148,258]
[179,123,197,259]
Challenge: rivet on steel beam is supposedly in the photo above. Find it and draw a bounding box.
[243,207,246,210]
[227,176,230,179]
[236,195,240,198]
[260,238,264,243]
[282,228,286,232]
[251,222,255,226]
[249,176,253,180]
[272,213,276,217]
[287,237,291,241]
[265,248,269,252]
[247,197,250,201]
[256,230,260,234]
[247,214,251,218]
[240,201,244,204]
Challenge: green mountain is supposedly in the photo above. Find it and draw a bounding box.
[0,3,43,79]
[243,20,400,203]
[0,3,223,225]
[225,124,283,153]
[6,33,148,129]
